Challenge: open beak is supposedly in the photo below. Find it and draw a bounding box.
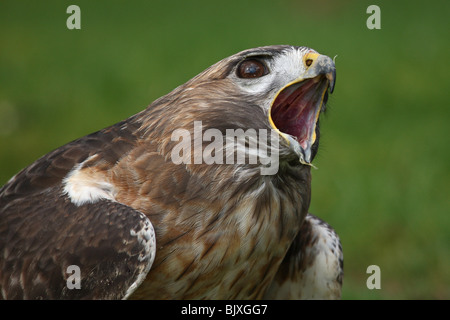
[269,53,336,165]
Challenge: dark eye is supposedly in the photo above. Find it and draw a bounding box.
[237,59,268,78]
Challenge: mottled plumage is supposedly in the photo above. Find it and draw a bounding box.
[0,45,342,299]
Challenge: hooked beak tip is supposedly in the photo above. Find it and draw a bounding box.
[327,69,336,94]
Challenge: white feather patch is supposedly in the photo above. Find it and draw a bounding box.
[62,155,116,206]
[294,215,343,299]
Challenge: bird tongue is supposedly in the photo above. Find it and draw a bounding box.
[270,77,324,152]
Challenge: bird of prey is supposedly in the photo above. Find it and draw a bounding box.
[0,45,343,299]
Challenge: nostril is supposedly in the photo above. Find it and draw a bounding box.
[305,59,313,67]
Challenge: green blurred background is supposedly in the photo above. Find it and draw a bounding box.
[0,0,449,299]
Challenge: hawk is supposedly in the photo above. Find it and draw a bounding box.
[0,45,343,299]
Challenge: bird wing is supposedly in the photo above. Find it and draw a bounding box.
[264,213,343,299]
[0,185,155,299]
[0,117,157,299]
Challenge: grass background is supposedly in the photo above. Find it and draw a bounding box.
[0,0,448,299]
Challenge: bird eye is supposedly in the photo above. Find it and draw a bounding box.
[237,59,268,79]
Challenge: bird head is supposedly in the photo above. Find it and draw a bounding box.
[223,45,336,165]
